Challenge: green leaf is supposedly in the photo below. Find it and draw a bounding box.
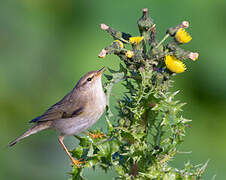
[104,74,113,81]
[71,167,86,180]
[115,165,125,176]
[79,137,91,147]
[97,140,120,159]
[162,172,176,180]
[87,144,94,157]
[85,157,100,168]
[72,146,83,159]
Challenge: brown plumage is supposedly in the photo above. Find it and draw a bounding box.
[9,67,106,166]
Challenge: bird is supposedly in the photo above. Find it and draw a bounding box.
[9,67,106,166]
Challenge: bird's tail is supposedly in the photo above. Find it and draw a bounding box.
[9,121,52,147]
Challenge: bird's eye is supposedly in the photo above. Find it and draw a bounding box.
[87,77,92,81]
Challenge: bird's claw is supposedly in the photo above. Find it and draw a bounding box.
[72,158,86,167]
[89,132,106,139]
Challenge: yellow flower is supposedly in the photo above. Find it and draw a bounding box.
[165,55,186,73]
[113,40,124,48]
[175,28,192,43]
[129,36,144,45]
[125,50,134,58]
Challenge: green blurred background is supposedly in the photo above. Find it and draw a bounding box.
[1,0,226,179]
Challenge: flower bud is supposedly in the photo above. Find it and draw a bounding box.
[100,23,109,30]
[189,52,199,61]
[98,49,107,58]
[125,50,135,58]
[181,21,189,28]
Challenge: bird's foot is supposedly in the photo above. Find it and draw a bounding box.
[71,158,86,167]
[89,132,106,139]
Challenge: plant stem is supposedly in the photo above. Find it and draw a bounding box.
[156,33,170,49]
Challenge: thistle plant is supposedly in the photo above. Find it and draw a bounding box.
[70,8,206,179]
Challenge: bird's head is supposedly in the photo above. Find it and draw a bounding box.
[75,67,106,92]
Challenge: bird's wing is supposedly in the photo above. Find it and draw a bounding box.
[30,92,85,123]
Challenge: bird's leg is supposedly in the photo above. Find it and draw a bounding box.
[58,135,85,167]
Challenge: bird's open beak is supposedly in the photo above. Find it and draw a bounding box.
[95,67,106,77]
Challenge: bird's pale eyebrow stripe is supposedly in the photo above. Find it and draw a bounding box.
[89,75,94,79]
